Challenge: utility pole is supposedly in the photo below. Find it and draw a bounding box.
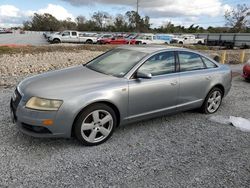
[136,0,139,15]
[136,0,139,32]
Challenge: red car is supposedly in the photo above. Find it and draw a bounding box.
[243,62,250,81]
[98,36,129,45]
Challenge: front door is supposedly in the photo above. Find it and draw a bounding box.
[128,51,179,119]
[61,31,71,42]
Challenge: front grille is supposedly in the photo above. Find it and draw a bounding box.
[10,88,22,120]
[13,88,22,108]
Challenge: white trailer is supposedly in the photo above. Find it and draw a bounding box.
[196,33,250,48]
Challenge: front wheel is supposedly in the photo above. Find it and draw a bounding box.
[52,39,60,44]
[74,104,117,146]
[201,87,223,114]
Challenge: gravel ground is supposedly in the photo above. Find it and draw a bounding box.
[0,50,102,88]
[0,33,48,46]
[0,74,250,187]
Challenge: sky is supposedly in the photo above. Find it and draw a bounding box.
[0,0,249,28]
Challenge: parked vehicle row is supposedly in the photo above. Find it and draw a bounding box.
[0,28,13,34]
[44,31,203,45]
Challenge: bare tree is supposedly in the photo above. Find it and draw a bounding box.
[92,11,111,29]
[225,4,250,32]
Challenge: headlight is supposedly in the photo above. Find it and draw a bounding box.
[26,97,63,111]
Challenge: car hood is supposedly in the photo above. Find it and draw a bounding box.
[18,65,120,99]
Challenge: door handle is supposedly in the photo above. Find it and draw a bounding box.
[206,76,212,80]
[170,81,178,86]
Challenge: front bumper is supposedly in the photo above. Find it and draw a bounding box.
[10,89,72,138]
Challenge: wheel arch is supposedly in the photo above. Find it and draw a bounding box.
[209,84,225,97]
[71,101,121,137]
[86,39,93,43]
[53,38,61,43]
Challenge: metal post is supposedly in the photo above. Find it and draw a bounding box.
[240,50,246,64]
[221,51,227,64]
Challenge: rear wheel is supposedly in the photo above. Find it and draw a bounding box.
[245,77,250,82]
[201,87,223,114]
[86,39,93,44]
[74,104,117,146]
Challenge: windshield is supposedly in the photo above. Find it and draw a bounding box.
[86,49,148,77]
[136,35,145,39]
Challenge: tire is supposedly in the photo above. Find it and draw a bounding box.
[86,39,93,44]
[179,41,183,44]
[74,104,117,146]
[52,39,60,44]
[201,87,223,114]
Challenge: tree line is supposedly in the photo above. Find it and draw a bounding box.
[23,4,250,33]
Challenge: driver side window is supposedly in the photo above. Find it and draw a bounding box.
[62,32,70,37]
[138,52,175,76]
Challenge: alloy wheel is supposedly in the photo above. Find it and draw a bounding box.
[207,90,222,113]
[81,110,113,144]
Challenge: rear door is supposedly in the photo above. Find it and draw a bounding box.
[128,51,179,119]
[70,31,79,43]
[176,51,212,110]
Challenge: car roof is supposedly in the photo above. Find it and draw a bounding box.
[116,45,183,54]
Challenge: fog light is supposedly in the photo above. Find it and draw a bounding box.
[42,119,54,126]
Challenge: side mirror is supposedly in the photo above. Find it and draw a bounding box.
[112,37,115,40]
[136,71,152,79]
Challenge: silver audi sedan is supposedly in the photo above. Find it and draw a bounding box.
[10,46,232,146]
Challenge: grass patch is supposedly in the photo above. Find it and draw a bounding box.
[0,45,116,55]
[0,46,16,55]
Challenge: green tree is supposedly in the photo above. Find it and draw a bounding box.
[76,16,86,31]
[30,13,61,31]
[60,17,77,30]
[113,14,128,32]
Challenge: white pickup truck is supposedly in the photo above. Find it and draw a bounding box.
[48,31,98,44]
[134,34,172,45]
[171,34,204,45]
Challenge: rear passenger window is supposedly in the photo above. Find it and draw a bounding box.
[72,32,77,36]
[179,51,205,72]
[201,57,217,68]
[139,52,175,76]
